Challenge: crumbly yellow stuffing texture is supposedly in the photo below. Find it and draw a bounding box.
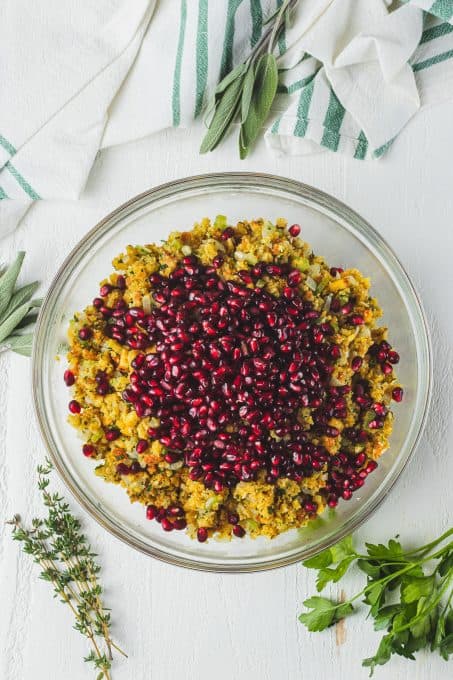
[65,217,401,541]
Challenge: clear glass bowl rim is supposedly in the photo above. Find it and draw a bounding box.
[32,172,432,572]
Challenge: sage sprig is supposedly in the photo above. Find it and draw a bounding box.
[200,0,298,158]
[8,459,127,680]
[0,251,41,357]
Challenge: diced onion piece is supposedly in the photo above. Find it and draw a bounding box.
[308,263,321,278]
[234,251,258,265]
[261,220,277,240]
[323,294,332,311]
[205,495,222,511]
[142,294,152,314]
[306,276,317,291]
[168,460,184,470]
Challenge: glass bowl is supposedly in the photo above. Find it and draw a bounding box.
[32,173,431,572]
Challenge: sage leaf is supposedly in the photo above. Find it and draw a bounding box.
[9,310,40,334]
[0,300,34,343]
[239,53,278,158]
[5,333,33,357]
[241,64,255,123]
[204,63,247,127]
[0,281,39,323]
[215,63,247,95]
[200,74,245,153]
[0,251,25,317]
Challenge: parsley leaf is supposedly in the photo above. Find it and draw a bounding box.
[299,596,354,632]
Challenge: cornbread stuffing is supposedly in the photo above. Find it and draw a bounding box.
[64,217,403,542]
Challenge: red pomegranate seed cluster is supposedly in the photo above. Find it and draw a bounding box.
[66,223,405,541]
[146,503,187,531]
[88,254,397,502]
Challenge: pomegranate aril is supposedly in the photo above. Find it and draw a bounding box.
[68,400,81,414]
[392,387,404,402]
[105,428,120,441]
[116,463,132,475]
[136,439,149,454]
[351,356,363,372]
[289,224,301,237]
[221,227,235,240]
[197,527,208,542]
[232,524,245,538]
[146,505,158,520]
[349,315,364,326]
[381,362,393,375]
[365,460,378,474]
[82,444,95,457]
[78,327,92,341]
[64,370,75,386]
[173,519,187,530]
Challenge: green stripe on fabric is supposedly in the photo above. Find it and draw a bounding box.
[172,0,187,127]
[220,0,243,80]
[278,73,316,95]
[5,162,40,199]
[373,138,395,159]
[429,0,453,22]
[0,134,17,157]
[413,48,453,71]
[321,88,346,151]
[194,0,209,118]
[0,186,8,199]
[276,0,286,56]
[354,131,369,160]
[293,79,315,137]
[420,21,453,44]
[271,118,281,134]
[250,0,263,48]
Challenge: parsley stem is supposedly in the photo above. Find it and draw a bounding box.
[398,527,453,558]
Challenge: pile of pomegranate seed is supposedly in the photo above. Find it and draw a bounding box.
[370,340,400,376]
[66,232,404,539]
[87,254,401,506]
[104,258,346,491]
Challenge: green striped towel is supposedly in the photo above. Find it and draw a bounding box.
[104,0,453,160]
[2,0,453,226]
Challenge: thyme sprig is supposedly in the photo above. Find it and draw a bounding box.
[8,459,127,680]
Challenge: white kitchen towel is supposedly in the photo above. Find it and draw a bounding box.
[0,0,156,203]
[1,0,453,234]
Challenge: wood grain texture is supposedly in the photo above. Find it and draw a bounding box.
[1,103,452,680]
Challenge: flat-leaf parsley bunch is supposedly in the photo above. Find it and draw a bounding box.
[200,0,299,158]
[299,531,453,675]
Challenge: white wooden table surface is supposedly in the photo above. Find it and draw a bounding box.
[1,104,452,680]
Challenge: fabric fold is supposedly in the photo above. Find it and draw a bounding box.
[2,0,453,237]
